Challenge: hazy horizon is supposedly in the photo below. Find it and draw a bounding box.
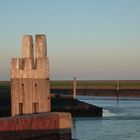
[0,0,140,80]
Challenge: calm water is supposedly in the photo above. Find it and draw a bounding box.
[72,96,140,140]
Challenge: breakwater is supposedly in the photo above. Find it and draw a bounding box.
[0,92,102,117]
[51,95,102,117]
[51,89,140,97]
[0,112,71,140]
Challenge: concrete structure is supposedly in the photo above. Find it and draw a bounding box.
[11,34,51,116]
[8,34,72,140]
[0,112,72,140]
[52,96,102,117]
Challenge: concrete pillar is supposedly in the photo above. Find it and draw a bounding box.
[11,79,20,116]
[22,35,34,59]
[36,58,49,78]
[22,79,33,114]
[35,34,47,58]
[11,58,21,78]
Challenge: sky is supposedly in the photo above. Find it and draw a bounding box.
[0,0,140,80]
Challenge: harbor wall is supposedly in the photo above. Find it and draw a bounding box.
[51,89,140,97]
[0,112,71,140]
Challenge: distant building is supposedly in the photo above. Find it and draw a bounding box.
[11,34,51,116]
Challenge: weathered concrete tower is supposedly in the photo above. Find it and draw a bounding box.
[11,34,51,116]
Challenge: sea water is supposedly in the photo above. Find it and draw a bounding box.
[72,96,140,140]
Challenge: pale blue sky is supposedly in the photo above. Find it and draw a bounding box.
[0,0,140,80]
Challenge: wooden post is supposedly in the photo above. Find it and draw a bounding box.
[116,80,119,92]
[116,80,119,101]
[73,77,77,98]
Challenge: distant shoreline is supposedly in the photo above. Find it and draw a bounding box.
[1,80,140,97]
[1,80,140,89]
